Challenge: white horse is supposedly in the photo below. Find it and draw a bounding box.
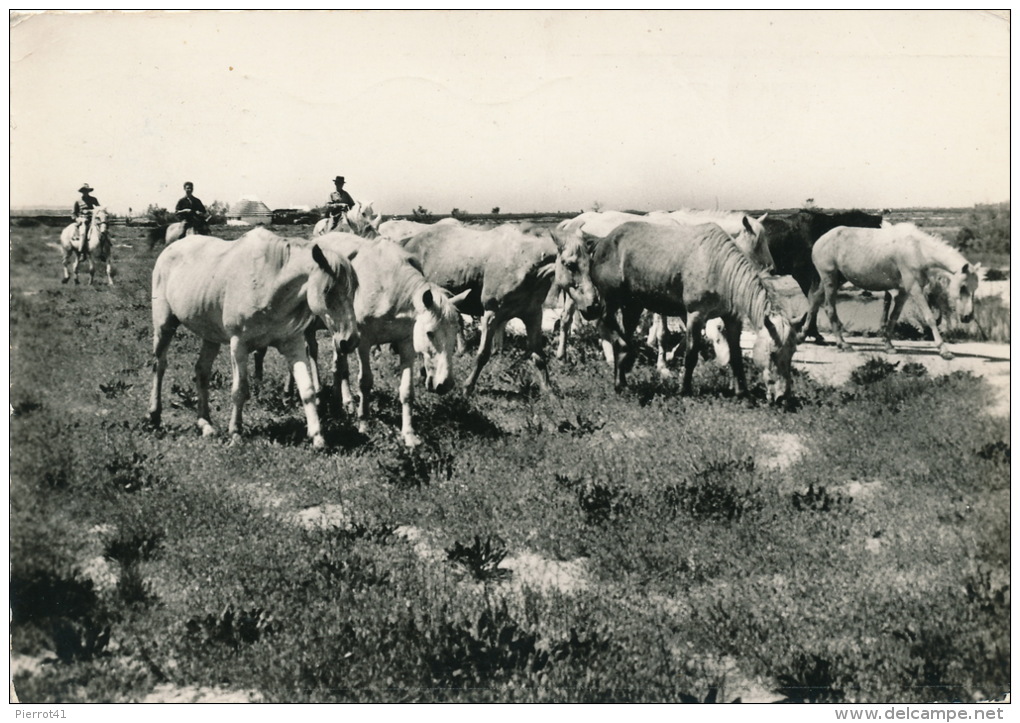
[148,231,360,447]
[311,201,382,238]
[60,207,113,285]
[808,223,979,360]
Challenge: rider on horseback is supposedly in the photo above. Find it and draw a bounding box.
[325,176,356,232]
[175,181,209,236]
[72,183,100,254]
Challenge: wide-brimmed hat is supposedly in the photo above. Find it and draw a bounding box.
[333,176,346,184]
[78,183,94,193]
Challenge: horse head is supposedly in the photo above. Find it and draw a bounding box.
[733,213,775,273]
[308,244,360,356]
[348,201,382,238]
[550,226,602,321]
[413,285,469,395]
[753,312,808,403]
[948,262,981,324]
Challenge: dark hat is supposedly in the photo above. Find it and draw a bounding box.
[184,181,194,188]
[78,183,94,193]
[333,176,346,184]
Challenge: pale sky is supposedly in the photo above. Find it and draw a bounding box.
[9,10,1010,216]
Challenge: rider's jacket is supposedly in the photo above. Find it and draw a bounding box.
[73,195,100,219]
[327,189,355,216]
[175,194,207,221]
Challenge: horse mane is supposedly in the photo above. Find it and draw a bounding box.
[703,230,777,327]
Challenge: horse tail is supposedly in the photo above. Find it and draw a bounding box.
[148,225,168,250]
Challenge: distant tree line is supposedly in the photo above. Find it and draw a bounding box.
[956,202,1009,254]
[145,201,228,226]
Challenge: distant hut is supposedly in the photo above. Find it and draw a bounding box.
[227,197,273,226]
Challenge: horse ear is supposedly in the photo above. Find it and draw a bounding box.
[420,287,435,310]
[757,212,768,223]
[311,244,333,274]
[449,289,473,312]
[791,312,809,334]
[743,216,754,234]
[549,227,567,252]
[580,230,601,254]
[346,249,359,262]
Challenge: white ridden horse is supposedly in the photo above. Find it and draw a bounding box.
[60,207,113,285]
[311,201,382,238]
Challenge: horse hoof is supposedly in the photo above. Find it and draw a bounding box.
[199,422,218,438]
[229,433,243,446]
[885,346,899,355]
[403,432,422,448]
[357,420,370,435]
[657,366,673,380]
[311,435,326,449]
[61,277,70,285]
[148,412,161,428]
[837,343,852,352]
[939,349,955,361]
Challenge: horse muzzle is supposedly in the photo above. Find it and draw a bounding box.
[425,374,454,395]
[336,333,360,356]
[578,299,604,322]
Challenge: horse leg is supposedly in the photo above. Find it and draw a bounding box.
[61,247,73,284]
[278,337,326,448]
[905,285,954,359]
[596,304,627,389]
[148,312,179,428]
[86,253,96,286]
[804,279,827,344]
[252,347,267,396]
[395,338,422,447]
[681,311,707,396]
[464,310,500,397]
[195,340,222,438]
[555,292,576,360]
[355,340,374,435]
[650,314,673,378]
[617,305,644,379]
[522,305,553,395]
[881,290,909,355]
[336,346,357,415]
[820,276,851,351]
[491,320,506,355]
[722,315,748,396]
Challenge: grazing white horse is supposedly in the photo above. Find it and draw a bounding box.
[148,232,360,447]
[319,234,469,446]
[311,201,382,238]
[590,221,806,402]
[808,223,979,360]
[556,209,773,373]
[60,207,113,285]
[402,223,602,396]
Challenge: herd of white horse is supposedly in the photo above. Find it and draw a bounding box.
[55,202,981,447]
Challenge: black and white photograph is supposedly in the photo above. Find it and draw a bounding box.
[9,10,1010,709]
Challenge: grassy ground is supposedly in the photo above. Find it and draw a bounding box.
[10,223,1010,703]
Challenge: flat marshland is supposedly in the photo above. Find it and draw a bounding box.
[9,221,1009,703]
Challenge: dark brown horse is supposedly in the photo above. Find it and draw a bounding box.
[764,209,883,341]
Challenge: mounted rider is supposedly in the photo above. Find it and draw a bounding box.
[175,181,209,236]
[325,175,356,232]
[72,183,100,253]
